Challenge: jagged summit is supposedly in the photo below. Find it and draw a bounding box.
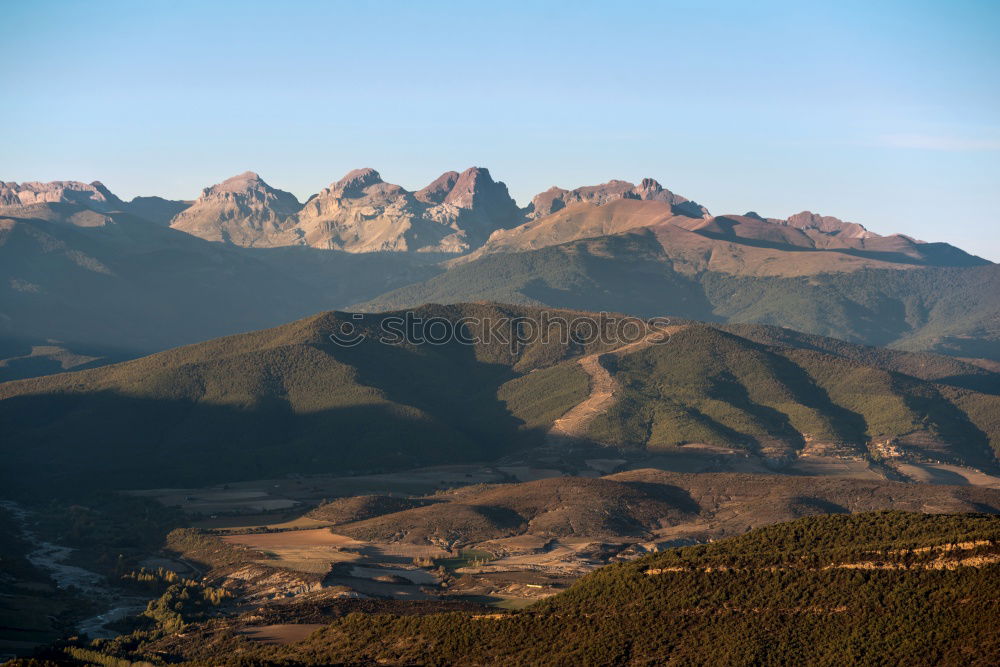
[332,167,384,196]
[445,167,511,207]
[168,171,301,247]
[207,170,268,192]
[0,179,125,212]
[415,171,460,204]
[196,170,296,203]
[1,170,979,265]
[525,177,709,219]
[785,210,879,239]
[293,166,521,253]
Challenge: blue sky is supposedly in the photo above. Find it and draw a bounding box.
[2,0,998,258]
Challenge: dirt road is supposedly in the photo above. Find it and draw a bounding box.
[548,326,684,442]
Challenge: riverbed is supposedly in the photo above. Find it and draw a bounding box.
[0,500,152,640]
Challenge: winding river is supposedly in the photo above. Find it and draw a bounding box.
[0,501,151,639]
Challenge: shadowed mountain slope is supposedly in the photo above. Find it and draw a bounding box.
[585,324,1000,470]
[359,229,1000,361]
[0,204,438,353]
[1,305,998,494]
[0,304,622,493]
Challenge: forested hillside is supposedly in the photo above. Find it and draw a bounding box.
[359,231,1000,361]
[63,512,1000,666]
[2,305,998,494]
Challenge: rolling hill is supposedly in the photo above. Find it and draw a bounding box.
[1,304,998,495]
[0,304,612,493]
[583,324,1000,470]
[310,471,1000,547]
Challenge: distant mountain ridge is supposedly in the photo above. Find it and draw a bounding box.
[1,170,996,373]
[524,177,710,219]
[0,179,191,223]
[2,170,978,262]
[293,166,522,252]
[0,179,125,211]
[0,199,438,356]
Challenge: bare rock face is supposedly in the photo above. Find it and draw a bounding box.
[0,180,125,212]
[525,178,709,219]
[527,187,570,218]
[295,167,428,252]
[295,167,521,253]
[426,167,523,245]
[785,211,879,240]
[414,171,460,204]
[169,172,302,247]
[332,167,385,197]
[447,167,520,217]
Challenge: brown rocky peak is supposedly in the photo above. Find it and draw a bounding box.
[528,186,571,218]
[333,168,384,197]
[444,167,494,205]
[88,181,119,202]
[527,178,709,219]
[786,210,879,239]
[631,178,665,200]
[204,171,273,196]
[415,171,460,204]
[0,180,124,211]
[171,171,302,240]
[443,167,519,221]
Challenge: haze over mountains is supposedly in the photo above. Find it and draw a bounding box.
[165,167,524,253]
[4,167,969,259]
[1,168,997,382]
[3,171,1000,665]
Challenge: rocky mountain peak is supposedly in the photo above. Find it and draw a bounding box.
[442,167,517,217]
[169,172,301,246]
[293,166,522,252]
[415,171,460,204]
[208,171,267,193]
[786,211,878,239]
[631,178,665,200]
[193,171,299,211]
[526,178,709,219]
[333,168,384,197]
[0,180,125,212]
[527,187,571,218]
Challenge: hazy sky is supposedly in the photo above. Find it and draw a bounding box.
[2,0,998,258]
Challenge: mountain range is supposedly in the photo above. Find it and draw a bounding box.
[3,172,999,664]
[1,169,997,381]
